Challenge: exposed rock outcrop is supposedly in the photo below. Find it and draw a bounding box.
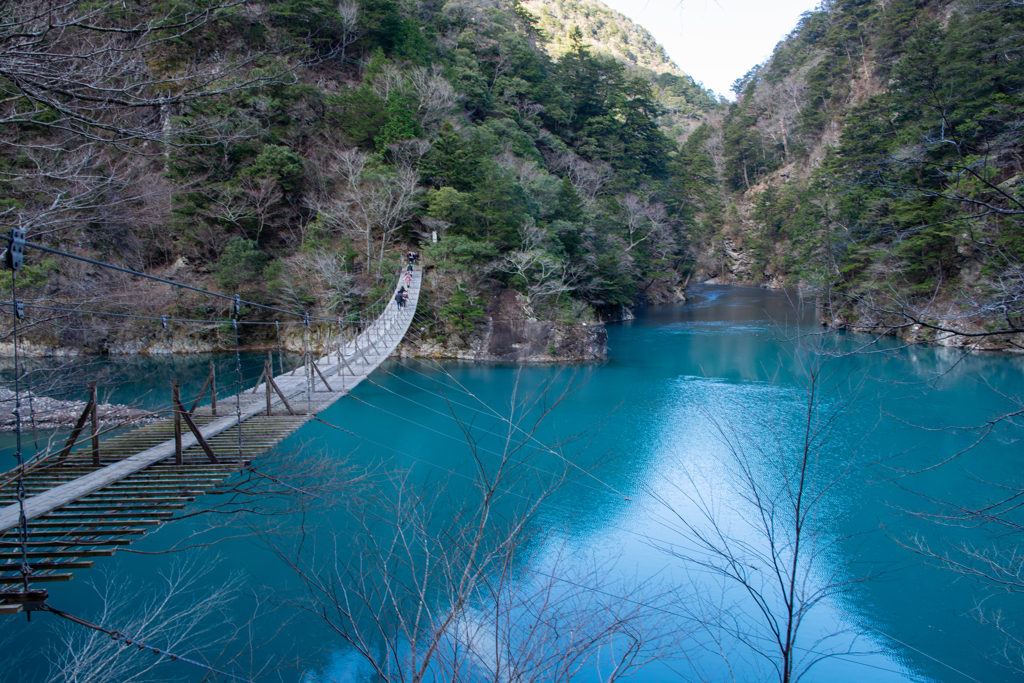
[399,288,608,363]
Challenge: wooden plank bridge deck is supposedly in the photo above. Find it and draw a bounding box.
[0,271,421,615]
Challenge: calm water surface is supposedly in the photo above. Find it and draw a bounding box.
[1,285,1021,683]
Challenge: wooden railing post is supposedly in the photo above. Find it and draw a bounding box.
[266,374,296,415]
[265,359,272,417]
[172,379,182,465]
[59,398,95,461]
[209,360,217,416]
[302,329,309,379]
[190,363,217,414]
[89,382,99,467]
[312,361,332,392]
[171,380,219,464]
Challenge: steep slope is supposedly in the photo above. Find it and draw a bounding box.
[0,0,701,358]
[523,0,718,124]
[691,0,1024,348]
[522,0,678,73]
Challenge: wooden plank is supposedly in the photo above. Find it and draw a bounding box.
[77,493,200,500]
[0,540,126,547]
[0,574,73,584]
[7,529,147,537]
[90,383,100,467]
[66,500,192,509]
[176,405,219,464]
[0,550,114,559]
[189,371,214,414]
[41,512,174,520]
[27,520,162,528]
[0,561,93,570]
[25,476,226,485]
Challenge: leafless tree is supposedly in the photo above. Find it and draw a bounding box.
[544,151,613,202]
[324,148,421,278]
[270,251,357,318]
[496,223,576,313]
[0,1,278,144]
[618,194,669,253]
[371,63,408,101]
[410,66,460,134]
[496,151,542,188]
[647,343,880,683]
[265,371,680,682]
[752,74,809,162]
[387,139,433,172]
[240,175,284,245]
[0,0,290,250]
[33,555,273,683]
[336,1,362,63]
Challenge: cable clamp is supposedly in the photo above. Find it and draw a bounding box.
[161,315,168,329]
[233,294,240,316]
[14,300,23,319]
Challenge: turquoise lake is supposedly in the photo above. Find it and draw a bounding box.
[1,284,1021,683]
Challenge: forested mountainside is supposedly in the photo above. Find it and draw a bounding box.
[0,0,718,358]
[520,0,719,139]
[6,0,1017,358]
[521,0,676,74]
[696,0,1024,347]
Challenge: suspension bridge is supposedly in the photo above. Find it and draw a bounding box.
[0,234,422,616]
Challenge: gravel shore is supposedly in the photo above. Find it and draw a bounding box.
[0,387,158,430]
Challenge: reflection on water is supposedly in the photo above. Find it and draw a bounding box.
[1,286,1022,683]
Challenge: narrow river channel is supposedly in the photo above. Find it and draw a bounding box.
[2,285,1021,683]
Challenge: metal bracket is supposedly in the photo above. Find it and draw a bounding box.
[14,300,23,319]
[161,315,167,329]
[233,294,240,316]
[6,228,25,271]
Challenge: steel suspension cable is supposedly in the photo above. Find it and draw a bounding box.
[0,235,323,322]
[275,321,284,375]
[40,604,256,683]
[0,301,315,325]
[232,318,243,466]
[9,268,30,599]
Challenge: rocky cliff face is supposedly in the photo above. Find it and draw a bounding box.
[400,288,608,363]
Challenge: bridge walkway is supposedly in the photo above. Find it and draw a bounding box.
[0,270,421,614]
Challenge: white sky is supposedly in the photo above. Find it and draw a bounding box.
[599,0,822,98]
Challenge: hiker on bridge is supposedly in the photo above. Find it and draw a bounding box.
[395,286,407,310]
